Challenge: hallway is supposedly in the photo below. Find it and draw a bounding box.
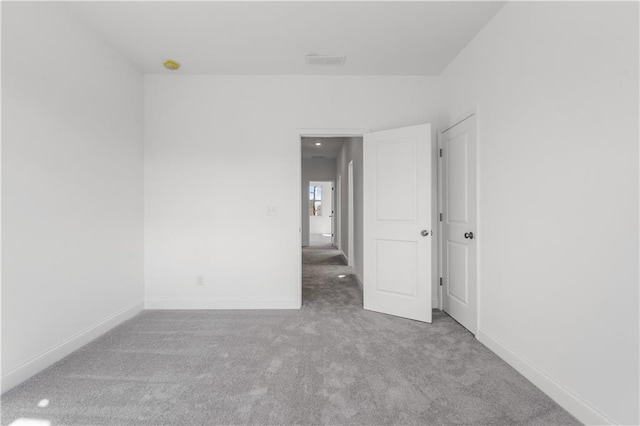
[1,246,578,425]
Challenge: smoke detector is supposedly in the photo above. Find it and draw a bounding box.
[305,54,346,66]
[163,60,180,70]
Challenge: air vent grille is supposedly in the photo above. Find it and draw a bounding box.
[305,55,346,66]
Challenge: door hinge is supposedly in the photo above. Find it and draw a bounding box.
[439,148,443,158]
[439,213,443,222]
[439,277,443,286]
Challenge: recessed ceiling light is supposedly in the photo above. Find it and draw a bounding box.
[315,142,322,146]
[338,274,346,278]
[163,60,180,70]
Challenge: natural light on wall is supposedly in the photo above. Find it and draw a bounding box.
[309,184,322,216]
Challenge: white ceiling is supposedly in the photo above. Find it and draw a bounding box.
[64,1,505,76]
[302,137,345,159]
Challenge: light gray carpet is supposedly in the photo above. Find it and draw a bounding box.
[1,245,580,425]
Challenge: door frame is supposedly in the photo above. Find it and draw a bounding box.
[296,128,369,308]
[336,175,342,251]
[437,110,480,330]
[347,161,354,267]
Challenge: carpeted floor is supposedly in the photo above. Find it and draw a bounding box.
[1,245,580,425]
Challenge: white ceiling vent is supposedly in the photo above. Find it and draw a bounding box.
[305,55,346,66]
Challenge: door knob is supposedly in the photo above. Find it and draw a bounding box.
[421,230,429,237]
[464,232,474,239]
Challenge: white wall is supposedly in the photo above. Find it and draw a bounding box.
[1,3,144,392]
[302,159,336,246]
[144,75,440,309]
[439,2,639,424]
[337,138,364,282]
[308,181,333,236]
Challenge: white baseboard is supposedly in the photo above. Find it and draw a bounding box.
[144,299,299,310]
[477,328,617,425]
[352,271,363,291]
[1,301,143,394]
[336,249,348,265]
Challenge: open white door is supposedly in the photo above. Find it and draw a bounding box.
[363,124,432,323]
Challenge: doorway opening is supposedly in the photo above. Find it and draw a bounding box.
[298,131,366,308]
